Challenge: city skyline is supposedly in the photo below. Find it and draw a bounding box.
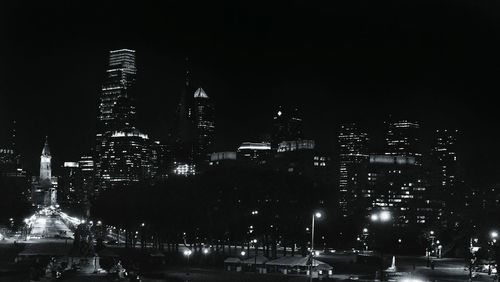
[1,0,499,185]
[3,2,500,281]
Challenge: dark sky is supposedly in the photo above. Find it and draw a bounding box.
[1,0,500,186]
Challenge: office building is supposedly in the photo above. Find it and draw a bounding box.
[338,123,369,217]
[192,87,215,167]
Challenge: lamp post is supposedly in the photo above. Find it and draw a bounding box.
[309,212,322,281]
[490,231,498,276]
[184,249,192,276]
[370,210,392,282]
[252,239,258,272]
[203,247,209,265]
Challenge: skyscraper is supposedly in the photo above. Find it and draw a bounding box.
[99,129,154,187]
[169,57,195,173]
[385,120,421,159]
[0,120,28,200]
[366,119,437,227]
[192,87,215,167]
[94,49,155,190]
[338,123,369,217]
[431,129,460,192]
[97,49,137,131]
[271,106,303,151]
[95,49,138,190]
[431,129,461,226]
[169,58,216,175]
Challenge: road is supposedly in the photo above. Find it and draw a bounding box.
[29,215,73,239]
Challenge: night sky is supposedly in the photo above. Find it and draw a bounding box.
[1,0,500,186]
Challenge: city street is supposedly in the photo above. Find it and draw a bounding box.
[29,215,73,239]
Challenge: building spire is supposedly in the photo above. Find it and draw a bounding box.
[185,56,190,87]
[194,87,208,99]
[42,136,50,156]
[40,136,52,183]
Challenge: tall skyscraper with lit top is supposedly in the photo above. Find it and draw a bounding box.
[192,87,215,167]
[271,106,303,151]
[97,49,137,133]
[169,58,216,175]
[94,49,155,190]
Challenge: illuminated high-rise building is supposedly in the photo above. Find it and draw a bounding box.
[169,58,217,175]
[385,119,421,159]
[97,49,137,131]
[338,123,369,217]
[95,49,138,190]
[99,130,154,187]
[94,49,155,190]
[365,119,438,227]
[432,129,460,192]
[169,57,195,175]
[192,87,215,167]
[271,107,303,151]
[0,120,28,200]
[431,129,462,226]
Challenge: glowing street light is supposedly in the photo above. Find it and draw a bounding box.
[240,250,246,256]
[379,211,391,222]
[309,211,323,281]
[491,231,498,239]
[370,210,392,281]
[184,249,192,276]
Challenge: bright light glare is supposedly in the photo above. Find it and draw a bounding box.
[315,250,320,256]
[371,214,379,221]
[241,251,246,256]
[203,248,209,254]
[315,212,322,218]
[492,231,498,239]
[380,211,391,222]
[401,279,424,282]
[183,249,192,256]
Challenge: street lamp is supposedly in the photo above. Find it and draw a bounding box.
[370,210,392,282]
[489,231,498,276]
[252,239,258,272]
[309,211,323,281]
[427,230,436,266]
[184,249,192,276]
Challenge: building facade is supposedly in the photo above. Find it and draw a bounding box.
[338,123,369,217]
[192,87,215,168]
[31,138,57,207]
[271,107,303,151]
